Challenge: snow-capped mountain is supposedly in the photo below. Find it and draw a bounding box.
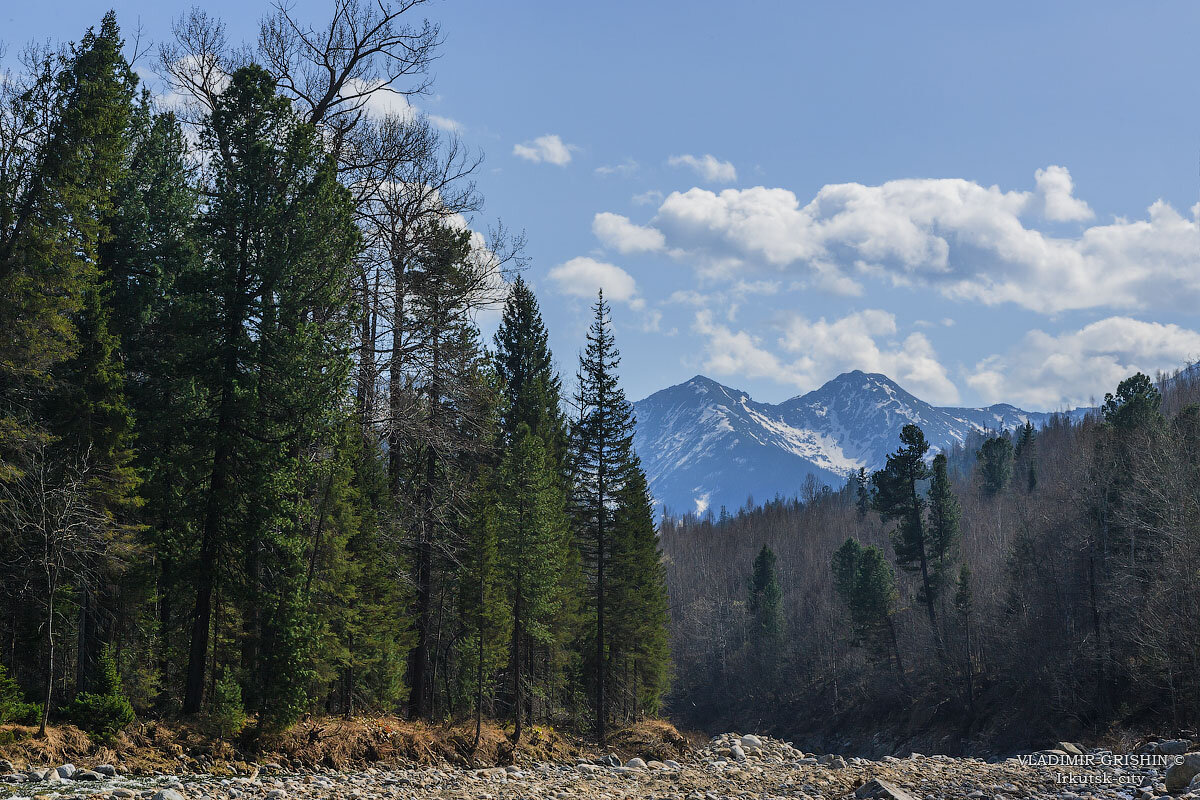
[632,370,1087,515]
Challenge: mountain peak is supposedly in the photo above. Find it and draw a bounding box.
[634,370,1070,514]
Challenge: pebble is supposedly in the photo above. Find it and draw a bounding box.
[0,732,1172,800]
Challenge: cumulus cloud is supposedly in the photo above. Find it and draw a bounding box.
[513,134,576,166]
[592,212,666,254]
[611,166,1200,313]
[335,78,462,131]
[691,308,959,404]
[548,256,641,307]
[1034,165,1093,222]
[968,317,1200,410]
[778,310,959,403]
[668,153,737,183]
[693,310,786,380]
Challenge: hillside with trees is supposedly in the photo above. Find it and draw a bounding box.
[663,366,1200,753]
[0,5,668,744]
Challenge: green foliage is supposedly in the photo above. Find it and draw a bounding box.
[853,467,871,518]
[1103,372,1163,431]
[0,664,40,725]
[494,276,567,465]
[570,292,640,736]
[608,460,671,716]
[976,435,1014,496]
[66,646,134,741]
[927,453,961,596]
[831,538,899,659]
[1014,421,1037,492]
[747,544,785,680]
[872,424,941,626]
[205,673,247,738]
[954,563,974,617]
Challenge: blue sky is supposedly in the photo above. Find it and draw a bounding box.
[7,1,1200,410]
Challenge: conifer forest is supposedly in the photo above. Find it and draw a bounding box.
[0,4,668,743]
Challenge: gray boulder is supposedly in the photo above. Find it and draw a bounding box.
[1166,753,1200,793]
[855,777,918,800]
[94,763,117,776]
[151,790,187,800]
[1156,739,1190,756]
[55,763,75,778]
[72,769,103,781]
[624,757,647,769]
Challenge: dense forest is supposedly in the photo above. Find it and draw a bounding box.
[0,3,669,744]
[664,366,1200,753]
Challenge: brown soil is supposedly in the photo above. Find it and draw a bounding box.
[0,717,696,774]
[605,719,701,761]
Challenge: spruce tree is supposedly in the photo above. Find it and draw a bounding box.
[854,467,871,519]
[927,453,961,603]
[976,435,1014,496]
[608,458,670,719]
[570,290,636,742]
[496,425,569,741]
[747,544,785,682]
[459,471,509,748]
[493,276,567,461]
[1014,421,1037,492]
[831,538,905,683]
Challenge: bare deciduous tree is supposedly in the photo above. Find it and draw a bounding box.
[2,445,110,736]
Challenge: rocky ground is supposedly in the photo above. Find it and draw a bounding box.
[4,733,1200,800]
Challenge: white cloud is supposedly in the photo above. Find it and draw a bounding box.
[338,79,462,131]
[778,310,959,403]
[693,310,786,380]
[632,189,664,206]
[1035,165,1093,222]
[691,308,959,404]
[513,134,576,166]
[968,317,1200,410]
[668,153,737,183]
[592,212,666,254]
[548,256,639,305]
[595,157,638,177]
[623,166,1200,313]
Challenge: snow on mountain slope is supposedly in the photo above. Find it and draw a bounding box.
[632,370,1086,515]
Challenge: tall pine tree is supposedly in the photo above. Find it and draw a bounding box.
[570,291,635,743]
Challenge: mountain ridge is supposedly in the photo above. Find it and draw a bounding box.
[631,370,1089,514]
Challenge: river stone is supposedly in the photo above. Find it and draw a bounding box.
[855,777,918,800]
[730,744,745,760]
[740,734,762,749]
[1156,739,1189,756]
[72,769,103,780]
[152,790,187,800]
[94,764,117,776]
[55,763,75,778]
[1166,753,1200,792]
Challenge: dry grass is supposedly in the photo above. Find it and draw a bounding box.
[606,719,697,761]
[0,716,588,773]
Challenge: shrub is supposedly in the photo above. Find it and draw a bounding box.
[66,646,134,741]
[0,663,40,725]
[204,673,247,738]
